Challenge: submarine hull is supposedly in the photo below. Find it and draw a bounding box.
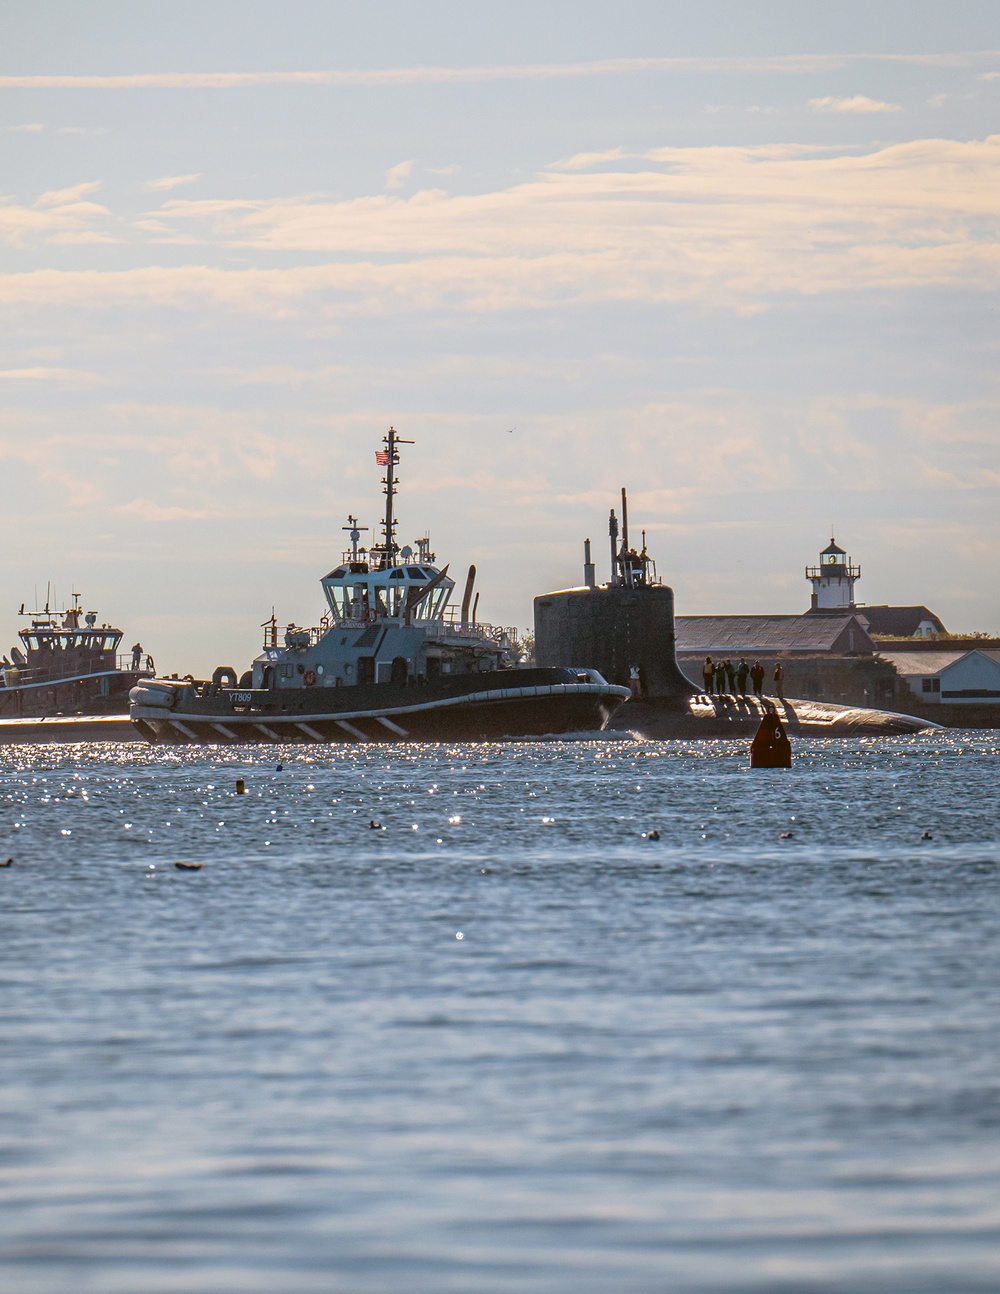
[608,693,936,737]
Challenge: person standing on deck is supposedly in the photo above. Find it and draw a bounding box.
[131,642,143,670]
[715,659,727,694]
[773,662,785,701]
[736,657,749,696]
[703,656,715,695]
[750,660,765,698]
[725,659,736,693]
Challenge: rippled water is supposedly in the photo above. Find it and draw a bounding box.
[2,733,999,1293]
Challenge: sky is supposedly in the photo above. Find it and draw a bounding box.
[2,1,998,674]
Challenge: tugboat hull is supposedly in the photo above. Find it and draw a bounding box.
[131,673,630,745]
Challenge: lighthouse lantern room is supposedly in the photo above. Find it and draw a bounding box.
[806,537,861,612]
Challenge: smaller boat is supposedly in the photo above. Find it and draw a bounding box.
[130,428,630,744]
[1,593,151,721]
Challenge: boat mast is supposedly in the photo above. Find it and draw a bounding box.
[379,426,413,570]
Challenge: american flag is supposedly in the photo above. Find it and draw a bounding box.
[375,450,390,465]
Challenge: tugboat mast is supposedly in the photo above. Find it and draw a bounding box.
[378,426,413,570]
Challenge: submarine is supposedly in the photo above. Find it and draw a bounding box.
[533,490,936,739]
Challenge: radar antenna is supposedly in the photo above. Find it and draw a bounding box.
[342,514,368,561]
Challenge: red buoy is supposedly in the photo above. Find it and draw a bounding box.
[750,709,792,768]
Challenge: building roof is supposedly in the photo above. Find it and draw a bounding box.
[675,614,873,655]
[880,648,1000,677]
[862,605,947,636]
[821,537,846,556]
[878,651,965,677]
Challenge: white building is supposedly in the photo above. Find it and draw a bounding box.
[805,538,861,612]
[880,648,1000,704]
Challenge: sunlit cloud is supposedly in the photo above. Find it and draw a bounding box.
[384,159,414,190]
[809,95,901,113]
[2,137,999,322]
[549,147,629,171]
[0,197,111,248]
[0,366,110,384]
[3,122,44,133]
[0,50,998,91]
[16,134,980,314]
[34,180,103,207]
[142,172,202,191]
[114,498,218,521]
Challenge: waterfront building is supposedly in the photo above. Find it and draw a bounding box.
[877,644,1000,707]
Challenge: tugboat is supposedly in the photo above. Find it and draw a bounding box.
[130,429,630,744]
[1,593,151,721]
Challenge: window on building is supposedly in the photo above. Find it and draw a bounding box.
[921,677,940,693]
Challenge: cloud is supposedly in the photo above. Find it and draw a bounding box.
[384,160,414,190]
[0,51,998,91]
[0,366,110,384]
[114,499,217,521]
[0,199,110,248]
[809,95,901,114]
[3,123,44,133]
[47,230,120,245]
[549,147,629,172]
[3,135,999,313]
[142,172,202,191]
[0,180,113,247]
[34,180,103,207]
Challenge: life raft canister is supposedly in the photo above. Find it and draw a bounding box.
[303,669,317,687]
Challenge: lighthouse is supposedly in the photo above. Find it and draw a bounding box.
[805,537,861,612]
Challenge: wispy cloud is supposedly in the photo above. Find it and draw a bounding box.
[549,147,628,172]
[3,122,44,133]
[384,160,414,190]
[0,180,112,249]
[142,172,202,191]
[0,366,110,384]
[34,180,103,207]
[0,51,998,90]
[809,95,901,114]
[3,136,998,313]
[114,498,217,521]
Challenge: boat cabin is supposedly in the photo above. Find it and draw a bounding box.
[14,606,123,680]
[320,558,454,624]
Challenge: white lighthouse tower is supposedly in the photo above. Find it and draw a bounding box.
[805,537,861,612]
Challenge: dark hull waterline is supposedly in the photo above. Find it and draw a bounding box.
[131,681,626,745]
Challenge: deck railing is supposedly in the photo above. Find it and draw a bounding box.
[261,614,523,654]
[0,658,150,689]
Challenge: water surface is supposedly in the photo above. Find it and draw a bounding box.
[2,733,998,1292]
